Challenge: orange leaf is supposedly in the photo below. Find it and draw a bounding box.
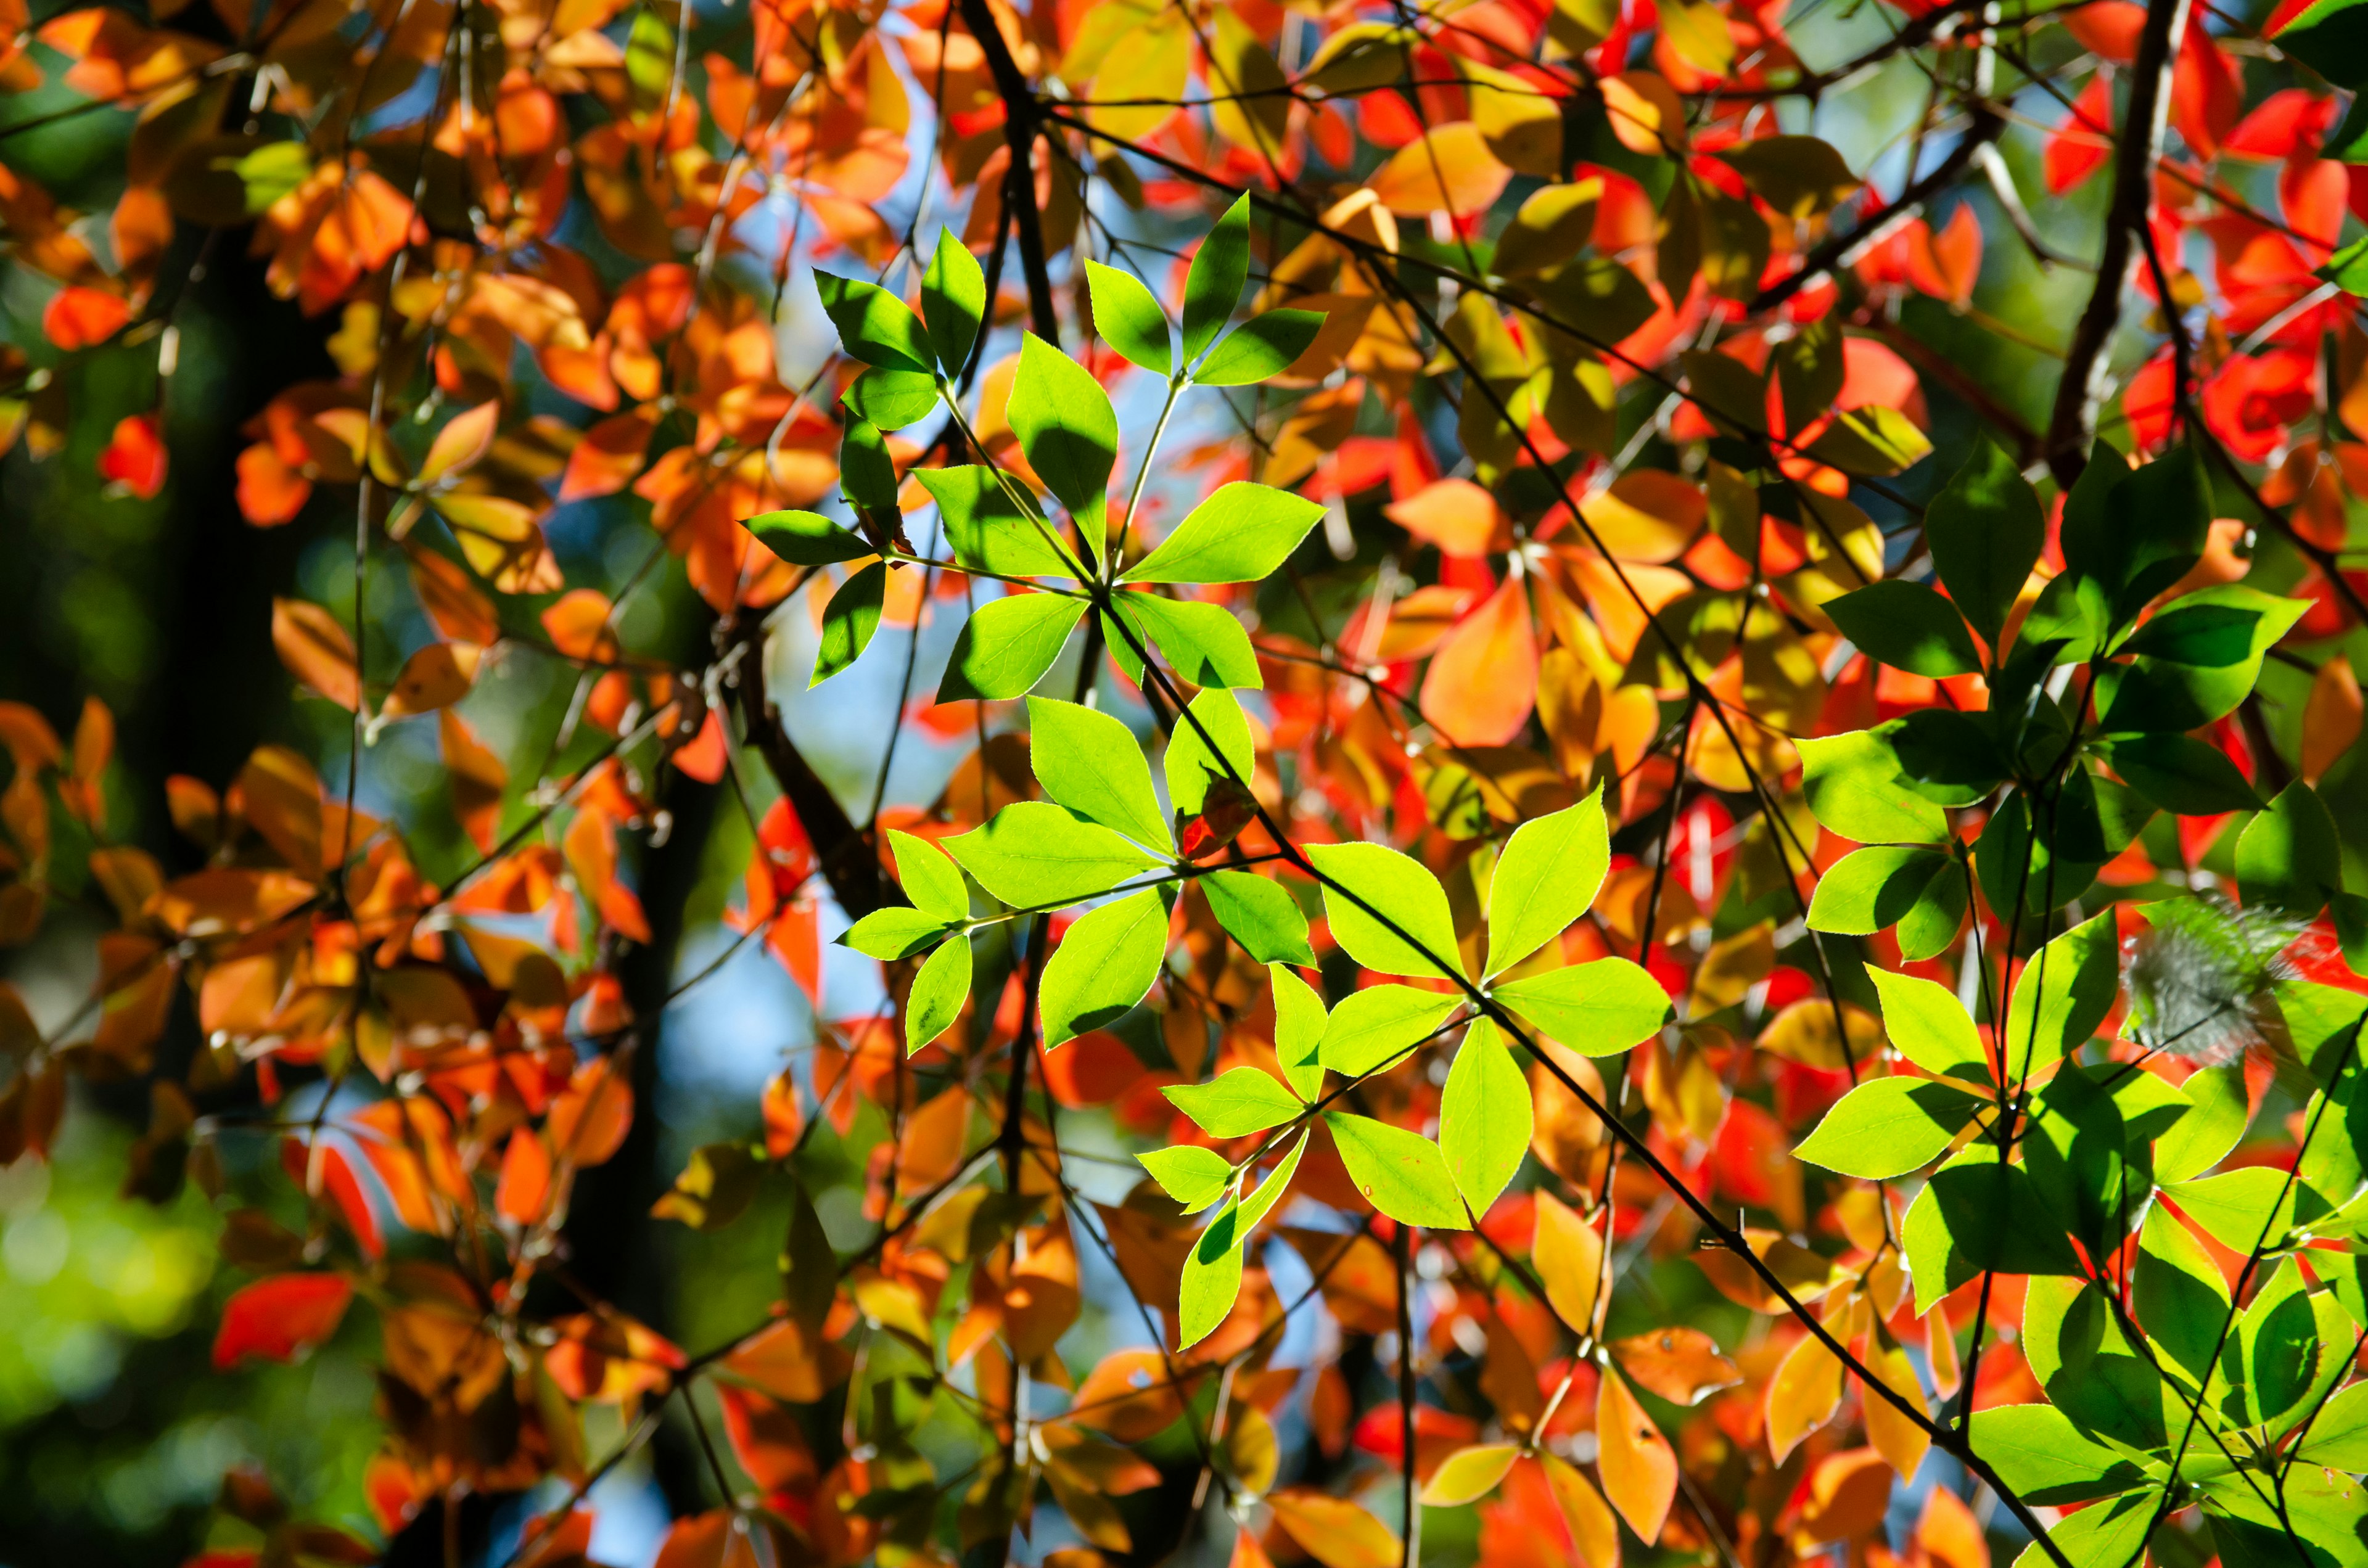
[1368,122,1511,216]
[98,413,168,498]
[272,597,360,709]
[561,407,657,501]
[1594,1368,1676,1543]
[1609,1326,1742,1406]
[237,441,312,526]
[420,400,500,485]
[1267,1489,1400,1568]
[42,285,131,350]
[212,1272,353,1369]
[382,641,479,716]
[1858,1328,1931,1479]
[1531,1188,1603,1336]
[1579,472,1705,564]
[1420,576,1537,746]
[548,1054,634,1165]
[495,1128,553,1224]
[1538,1452,1622,1568]
[1791,1448,1893,1546]
[1764,1327,1845,1462]
[407,546,501,645]
[2304,655,2362,785]
[1386,478,1506,558]
[438,709,506,852]
[542,588,622,663]
[1600,72,1687,156]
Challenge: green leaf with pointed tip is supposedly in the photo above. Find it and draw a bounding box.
[1272,964,1326,1102]
[1181,195,1251,362]
[1040,889,1168,1048]
[2015,1489,2158,1568]
[1439,1017,1531,1216]
[1866,969,1991,1083]
[1319,985,1461,1077]
[2103,586,2309,732]
[746,509,873,565]
[1164,689,1256,817]
[1121,482,1325,585]
[1179,1199,1246,1350]
[1027,697,1172,853]
[2296,1382,2368,1470]
[905,936,971,1054]
[1797,729,1949,846]
[1192,308,1325,385]
[1085,260,1172,376]
[842,366,939,429]
[1484,790,1609,978]
[815,273,933,372]
[1999,909,2118,1081]
[1202,870,1315,966]
[2161,1166,2302,1254]
[1490,958,1669,1056]
[1138,1145,1232,1211]
[916,467,1080,580]
[839,419,898,511]
[2133,1201,2231,1390]
[812,561,887,686]
[889,830,969,921]
[843,906,955,960]
[922,227,985,374]
[1825,580,1982,678]
[1794,1075,1981,1179]
[944,800,1163,908]
[2155,1062,2248,1184]
[2238,781,2343,916]
[1166,1067,1304,1137]
[1008,332,1117,527]
[1309,841,1463,981]
[938,592,1088,702]
[1902,1150,2086,1315]
[1326,1112,1468,1229]
[1806,845,1957,937]
[1112,594,1263,688]
[1238,1130,1307,1233]
[1925,436,2044,649]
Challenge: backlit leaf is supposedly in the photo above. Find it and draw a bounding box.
[1325,1112,1468,1228]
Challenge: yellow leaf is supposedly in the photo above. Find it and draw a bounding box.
[1420,1442,1521,1506]
[271,597,358,710]
[1267,1489,1400,1568]
[1368,123,1511,216]
[1531,1188,1603,1335]
[1764,1328,1844,1463]
[1539,1453,1622,1568]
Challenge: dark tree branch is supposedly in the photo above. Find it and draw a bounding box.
[730,618,887,919]
[2045,0,2194,486]
[958,0,1061,342]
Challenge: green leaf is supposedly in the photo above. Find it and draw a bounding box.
[1797,730,1949,846]
[2013,1491,2158,1568]
[1868,969,1992,1083]
[889,829,969,921]
[1318,984,1461,1077]
[1999,909,2119,1081]
[1806,404,1933,476]
[1040,889,1168,1048]
[2238,781,2344,916]
[2062,442,2211,627]
[1238,1129,1307,1233]
[1111,594,1262,688]
[1968,1405,2150,1505]
[2133,1201,2232,1390]
[812,560,887,686]
[1138,1145,1232,1211]
[1491,958,1670,1056]
[839,418,898,512]
[843,906,955,960]
[1902,1150,2085,1314]
[1272,964,1327,1101]
[1884,708,2007,807]
[1027,697,1173,854]
[842,366,939,429]
[1806,845,1956,935]
[815,273,934,372]
[2021,1065,2139,1260]
[1166,1067,1304,1137]
[1439,1017,1532,1215]
[1794,1076,1981,1180]
[1120,482,1325,585]
[916,467,1081,580]
[905,936,971,1054]
[1192,308,1325,385]
[1085,260,1173,376]
[2103,586,2309,732]
[1309,842,1463,981]
[1164,688,1256,818]
[1202,871,1315,966]
[2269,0,2368,91]
[2203,1463,2368,1568]
[1008,332,1117,528]
[231,142,313,214]
[1179,1199,1246,1349]
[2161,1166,2301,1254]
[944,800,1164,907]
[2296,1382,2368,1470]
[1925,436,2045,649]
[1824,581,1983,678]
[922,227,985,374]
[938,592,1088,702]
[1325,1112,1470,1229]
[746,509,873,565]
[1895,864,1969,961]
[1484,790,1610,978]
[1181,194,1251,363]
[2220,1258,2318,1428]
[2155,1062,2248,1184]
[2326,234,2368,294]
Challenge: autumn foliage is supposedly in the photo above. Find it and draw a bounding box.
[6,0,2368,1562]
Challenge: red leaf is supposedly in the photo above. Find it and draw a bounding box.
[236,441,311,526]
[98,413,168,499]
[212,1273,353,1369]
[43,285,131,350]
[1420,576,1538,746]
[2044,75,2115,195]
